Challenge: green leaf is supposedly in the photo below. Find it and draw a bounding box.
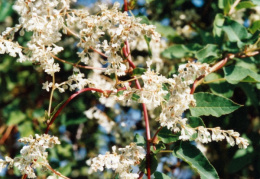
[161,43,201,59]
[188,116,206,128]
[139,154,158,174]
[132,93,140,101]
[150,142,166,154]
[132,67,146,76]
[228,146,254,173]
[249,20,260,34]
[251,0,260,5]
[138,15,151,25]
[49,99,67,121]
[7,110,26,125]
[154,171,171,179]
[134,133,146,146]
[195,44,221,63]
[18,121,34,137]
[218,0,234,14]
[150,154,159,174]
[116,90,124,97]
[157,127,180,143]
[224,65,260,84]
[145,0,155,3]
[154,22,176,38]
[144,35,152,57]
[173,142,219,179]
[235,1,256,10]
[0,1,13,22]
[128,0,137,10]
[115,174,120,179]
[190,92,242,117]
[59,163,72,176]
[205,73,235,98]
[239,83,258,107]
[213,14,225,44]
[221,17,251,47]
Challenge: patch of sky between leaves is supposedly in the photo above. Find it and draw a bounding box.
[192,0,204,8]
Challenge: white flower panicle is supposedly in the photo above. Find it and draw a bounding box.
[158,62,210,131]
[179,126,249,149]
[0,134,60,178]
[149,62,249,149]
[13,0,71,45]
[87,143,145,179]
[68,2,161,76]
[4,0,161,91]
[116,61,209,110]
[117,66,169,109]
[0,36,25,61]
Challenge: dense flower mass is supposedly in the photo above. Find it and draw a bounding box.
[0,0,255,178]
[87,143,145,179]
[0,134,60,178]
[158,62,210,131]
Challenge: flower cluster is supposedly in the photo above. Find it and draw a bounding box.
[154,62,249,148]
[179,126,249,149]
[87,143,145,179]
[0,134,60,178]
[158,62,210,130]
[68,2,160,76]
[0,36,25,60]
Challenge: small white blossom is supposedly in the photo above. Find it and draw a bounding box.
[1,134,60,178]
[88,143,145,179]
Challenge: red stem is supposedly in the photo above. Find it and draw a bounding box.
[121,9,151,177]
[135,80,151,179]
[190,57,228,94]
[45,88,106,134]
[124,0,128,11]
[89,46,108,59]
[123,1,151,178]
[123,45,136,69]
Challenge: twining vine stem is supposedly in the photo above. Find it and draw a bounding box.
[190,49,260,94]
[123,1,152,178]
[45,88,107,134]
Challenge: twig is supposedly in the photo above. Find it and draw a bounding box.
[135,79,151,179]
[37,162,70,179]
[47,74,56,117]
[228,0,241,15]
[45,88,108,134]
[0,125,14,144]
[190,48,260,94]
[150,127,163,144]
[51,53,106,70]
[65,27,108,59]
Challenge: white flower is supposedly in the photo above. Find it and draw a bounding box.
[211,127,225,141]
[42,81,53,92]
[88,143,145,179]
[2,134,60,178]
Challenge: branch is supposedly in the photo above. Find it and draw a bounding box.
[135,79,151,179]
[228,0,241,15]
[190,49,260,94]
[45,88,108,134]
[51,53,106,71]
[65,27,108,59]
